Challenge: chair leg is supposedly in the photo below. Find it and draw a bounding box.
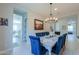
[60,45,66,55]
[51,52,57,55]
[45,51,49,55]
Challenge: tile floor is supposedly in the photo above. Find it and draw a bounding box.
[63,34,79,55]
[5,34,79,55]
[11,42,32,55]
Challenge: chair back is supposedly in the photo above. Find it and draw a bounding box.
[52,33,67,54]
[55,32,60,35]
[29,36,41,55]
[36,32,49,37]
[63,33,67,46]
[57,36,63,50]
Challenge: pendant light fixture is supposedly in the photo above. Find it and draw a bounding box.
[45,3,58,22]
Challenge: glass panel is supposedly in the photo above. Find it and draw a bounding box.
[13,14,22,46]
[68,25,73,32]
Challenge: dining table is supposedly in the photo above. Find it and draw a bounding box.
[40,35,59,55]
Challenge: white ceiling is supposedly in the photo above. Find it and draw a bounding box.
[11,3,79,18]
[19,3,79,18]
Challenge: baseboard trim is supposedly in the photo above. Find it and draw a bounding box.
[0,48,12,55]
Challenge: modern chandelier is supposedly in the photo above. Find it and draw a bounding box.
[45,3,58,22]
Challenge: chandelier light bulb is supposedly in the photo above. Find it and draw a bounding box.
[54,8,58,11]
[50,17,53,20]
[55,18,58,20]
[53,17,56,20]
[45,3,58,22]
[45,18,49,22]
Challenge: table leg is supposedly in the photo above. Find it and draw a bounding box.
[49,49,51,55]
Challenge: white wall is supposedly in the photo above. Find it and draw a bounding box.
[57,15,77,35]
[26,10,49,52]
[0,4,13,54]
[77,13,79,37]
[0,4,46,54]
[0,3,79,54]
[44,22,54,32]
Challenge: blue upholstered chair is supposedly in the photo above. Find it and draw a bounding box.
[29,36,48,55]
[36,32,49,37]
[51,36,63,54]
[51,33,67,55]
[63,33,67,46]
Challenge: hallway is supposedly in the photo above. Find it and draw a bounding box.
[63,34,79,55]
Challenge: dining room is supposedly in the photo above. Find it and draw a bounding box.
[0,3,79,55]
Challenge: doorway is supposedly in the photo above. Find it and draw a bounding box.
[67,22,76,41]
[13,9,27,47]
[13,14,22,46]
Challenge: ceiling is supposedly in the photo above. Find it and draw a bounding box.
[12,3,79,18]
[0,3,78,24]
